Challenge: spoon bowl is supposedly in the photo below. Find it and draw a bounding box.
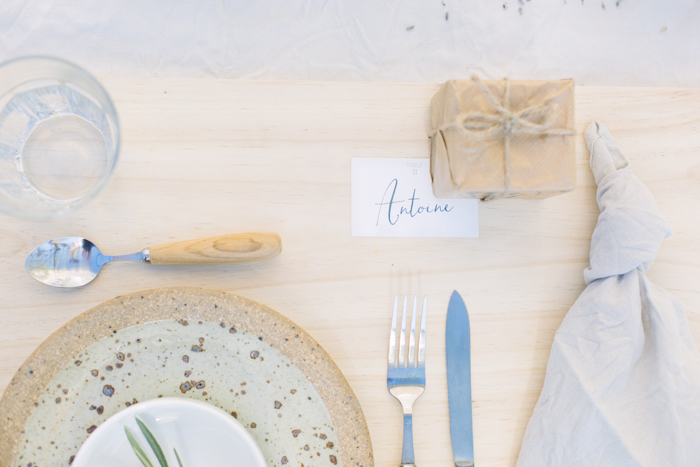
[25,237,146,288]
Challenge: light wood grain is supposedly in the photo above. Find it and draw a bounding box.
[0,79,698,467]
[149,232,282,264]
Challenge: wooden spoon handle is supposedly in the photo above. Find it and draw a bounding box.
[149,233,282,265]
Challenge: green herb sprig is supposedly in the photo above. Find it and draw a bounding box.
[125,417,184,467]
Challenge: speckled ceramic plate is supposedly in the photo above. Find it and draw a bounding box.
[0,288,373,467]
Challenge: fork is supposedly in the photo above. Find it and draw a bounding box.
[387,295,427,467]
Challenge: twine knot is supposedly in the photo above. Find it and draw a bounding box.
[458,75,574,199]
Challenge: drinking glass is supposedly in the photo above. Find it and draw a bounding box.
[0,56,120,220]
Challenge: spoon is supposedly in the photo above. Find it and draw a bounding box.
[26,232,282,288]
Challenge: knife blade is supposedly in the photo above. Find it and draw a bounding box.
[446,290,475,467]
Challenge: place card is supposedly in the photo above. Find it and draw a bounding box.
[351,158,478,238]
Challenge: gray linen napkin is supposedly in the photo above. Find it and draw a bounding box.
[516,121,700,466]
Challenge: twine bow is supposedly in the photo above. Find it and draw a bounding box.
[452,75,573,199]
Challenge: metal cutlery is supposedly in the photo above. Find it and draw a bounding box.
[446,291,475,467]
[387,295,427,467]
[26,232,282,288]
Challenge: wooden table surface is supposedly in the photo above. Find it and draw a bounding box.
[1,79,699,467]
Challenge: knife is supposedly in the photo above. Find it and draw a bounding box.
[446,290,475,467]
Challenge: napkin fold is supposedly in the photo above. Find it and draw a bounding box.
[517,121,700,467]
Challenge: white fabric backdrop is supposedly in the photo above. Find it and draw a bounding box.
[1,0,699,87]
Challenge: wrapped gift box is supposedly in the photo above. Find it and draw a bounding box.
[429,76,576,200]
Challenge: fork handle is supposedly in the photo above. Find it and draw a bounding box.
[400,414,416,466]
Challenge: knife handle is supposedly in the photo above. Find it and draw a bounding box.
[148,233,282,265]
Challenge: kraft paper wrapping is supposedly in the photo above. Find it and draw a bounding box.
[430,78,576,200]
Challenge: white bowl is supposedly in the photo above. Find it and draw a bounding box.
[72,397,266,467]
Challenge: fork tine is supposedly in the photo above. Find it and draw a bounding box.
[408,296,418,368]
[398,295,408,368]
[388,295,398,367]
[418,296,427,367]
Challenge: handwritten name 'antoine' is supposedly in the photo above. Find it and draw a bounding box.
[375,179,453,226]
